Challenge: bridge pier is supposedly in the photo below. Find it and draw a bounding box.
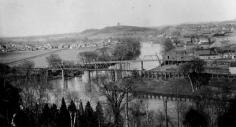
[115,70,120,81]
[115,63,123,80]
[111,70,116,81]
[82,71,92,92]
[88,70,91,92]
[141,61,144,70]
[95,64,98,81]
[62,69,64,89]
[44,69,48,84]
[164,99,168,127]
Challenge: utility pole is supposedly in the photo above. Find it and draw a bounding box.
[125,86,129,127]
[88,70,91,92]
[95,63,98,82]
[177,87,180,127]
[141,60,144,70]
[156,53,162,67]
[61,60,66,96]
[164,99,168,127]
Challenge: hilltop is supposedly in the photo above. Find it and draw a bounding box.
[79,25,160,39]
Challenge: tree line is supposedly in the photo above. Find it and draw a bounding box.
[78,38,141,63]
[13,98,105,127]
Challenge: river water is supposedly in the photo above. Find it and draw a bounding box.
[48,42,162,98]
[45,42,183,125]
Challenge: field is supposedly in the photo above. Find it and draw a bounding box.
[0,47,96,67]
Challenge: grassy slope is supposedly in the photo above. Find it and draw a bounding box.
[134,78,236,96]
[134,78,193,95]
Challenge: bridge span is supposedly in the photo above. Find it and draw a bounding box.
[7,67,236,80]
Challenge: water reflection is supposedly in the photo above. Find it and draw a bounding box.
[47,41,181,125]
[48,42,170,111]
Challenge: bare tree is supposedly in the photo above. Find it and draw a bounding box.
[46,54,63,68]
[18,60,35,69]
[179,58,207,92]
[129,99,146,127]
[78,51,98,63]
[97,77,136,127]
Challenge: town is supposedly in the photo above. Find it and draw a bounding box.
[1,0,236,127]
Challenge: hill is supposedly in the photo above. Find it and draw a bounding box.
[1,19,236,44]
[0,25,162,44]
[79,25,161,40]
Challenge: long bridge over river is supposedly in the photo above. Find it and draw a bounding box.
[9,67,236,80]
[3,59,236,103]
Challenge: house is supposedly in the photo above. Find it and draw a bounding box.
[194,49,222,60]
[163,49,195,64]
[198,54,222,60]
[194,49,213,56]
[210,40,229,48]
[197,42,211,49]
[229,62,236,74]
[184,41,195,50]
[198,38,209,45]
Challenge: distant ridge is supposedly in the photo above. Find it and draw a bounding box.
[0,25,160,42]
[1,19,236,43]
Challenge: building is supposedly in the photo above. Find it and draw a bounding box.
[198,54,222,60]
[194,49,222,60]
[197,42,211,49]
[229,62,236,74]
[162,49,195,65]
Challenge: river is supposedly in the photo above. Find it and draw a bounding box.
[48,42,163,102]
[44,42,185,125]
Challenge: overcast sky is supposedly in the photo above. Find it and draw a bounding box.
[0,0,236,37]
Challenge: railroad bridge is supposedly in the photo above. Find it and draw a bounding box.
[9,67,236,81]
[4,59,236,94]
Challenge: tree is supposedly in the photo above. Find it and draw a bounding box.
[162,38,175,54]
[180,58,208,92]
[18,60,35,69]
[17,60,35,78]
[129,100,146,127]
[50,104,58,127]
[78,51,98,63]
[217,98,236,127]
[0,77,21,127]
[96,47,112,61]
[183,108,208,127]
[78,37,141,63]
[40,104,51,126]
[46,54,62,68]
[180,58,205,74]
[95,102,104,127]
[68,100,77,127]
[84,101,96,127]
[75,101,85,127]
[112,38,141,60]
[14,109,30,127]
[0,63,11,76]
[99,77,136,127]
[63,60,75,68]
[58,98,71,127]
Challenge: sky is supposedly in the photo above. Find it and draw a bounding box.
[0,0,236,37]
